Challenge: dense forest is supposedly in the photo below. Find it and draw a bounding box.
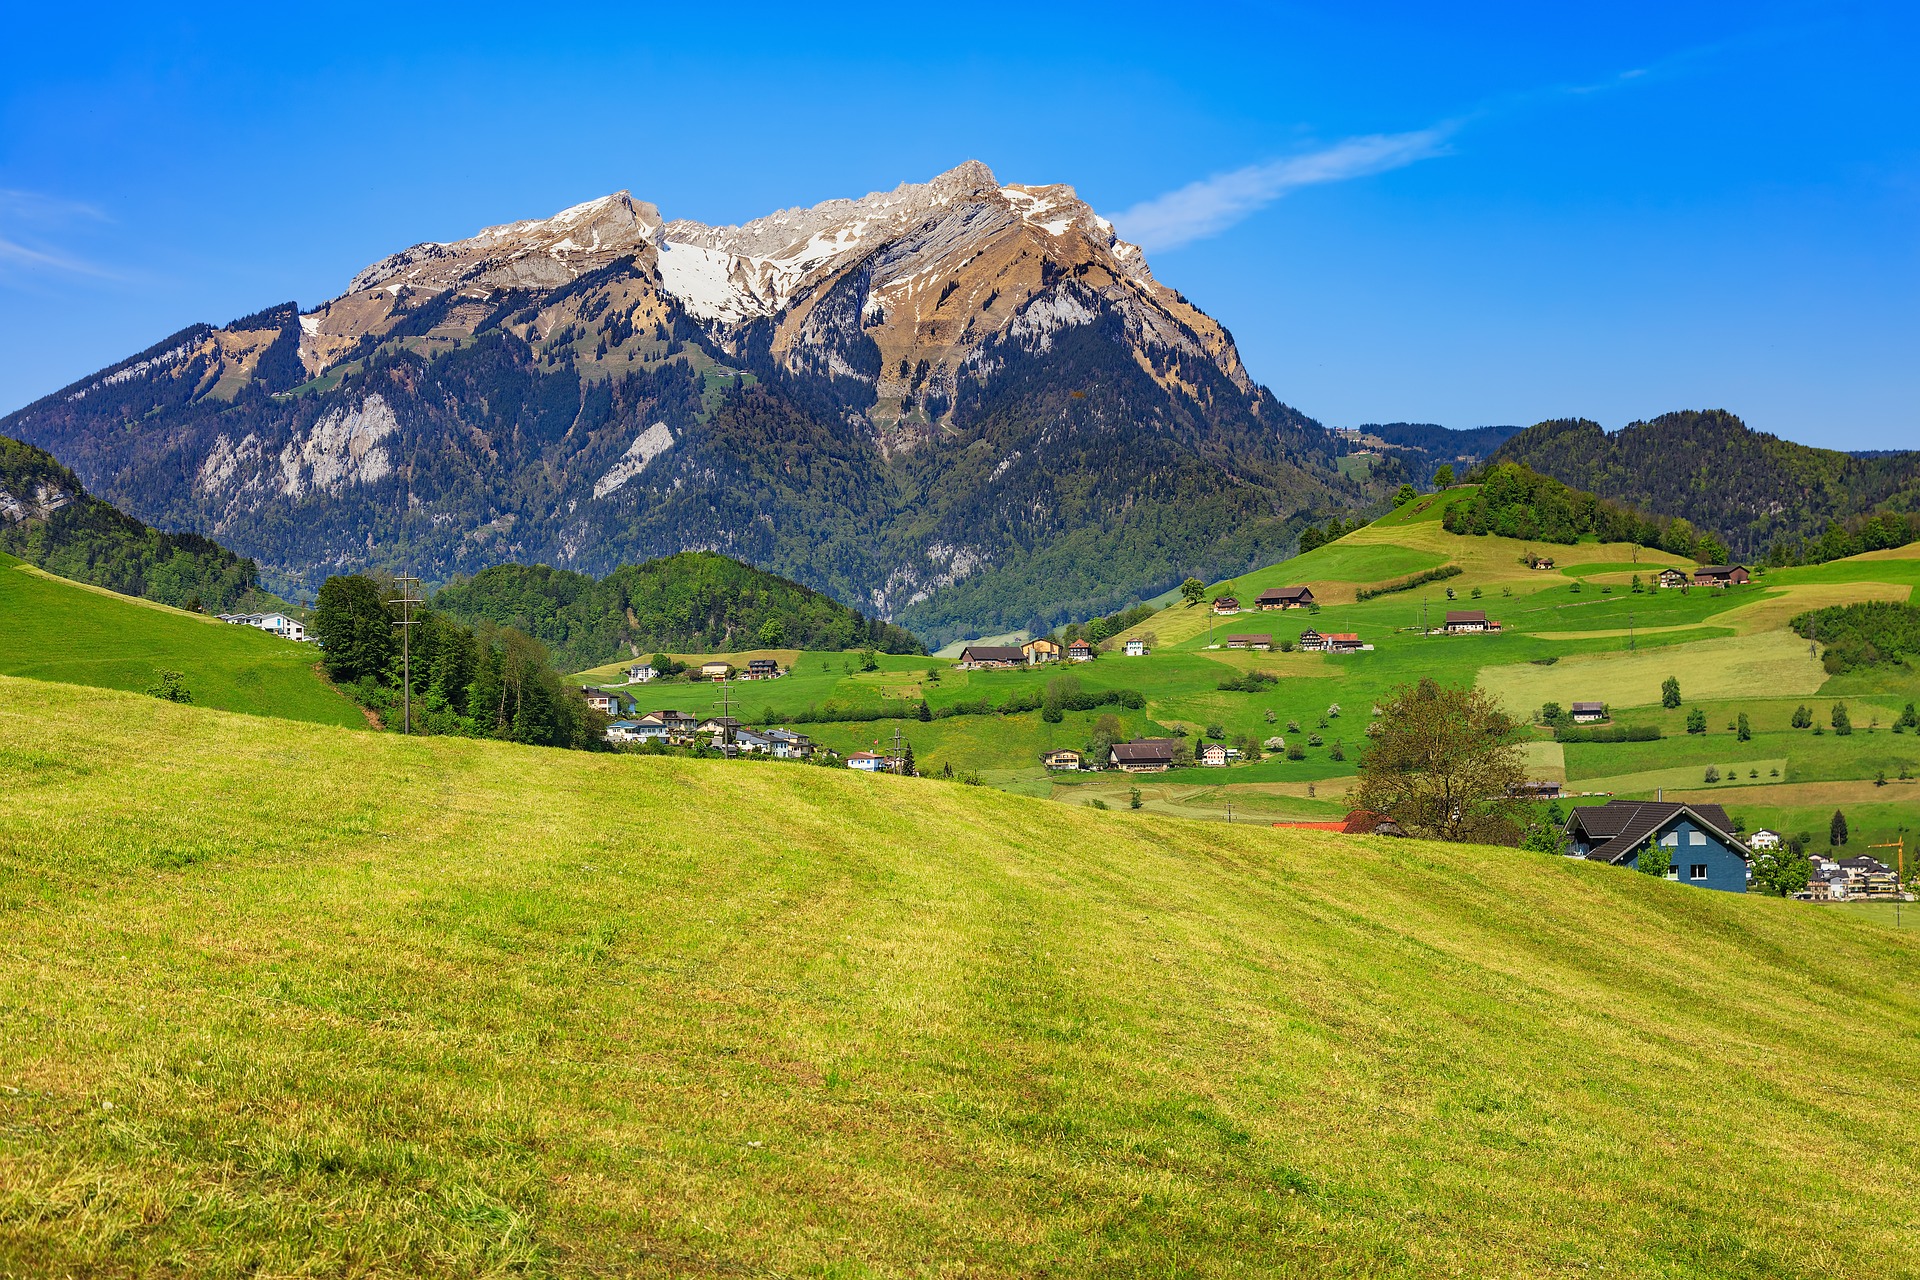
[1443,461,1723,559]
[1789,601,1920,675]
[430,552,925,673]
[0,434,267,612]
[1491,412,1920,560]
[312,573,601,748]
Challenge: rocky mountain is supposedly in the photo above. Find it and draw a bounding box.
[2,162,1361,644]
[1492,411,1920,560]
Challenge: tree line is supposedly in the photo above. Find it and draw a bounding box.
[312,573,602,749]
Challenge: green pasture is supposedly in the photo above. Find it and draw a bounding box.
[0,553,363,729]
[6,676,1920,1274]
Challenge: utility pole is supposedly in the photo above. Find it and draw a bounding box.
[1628,609,1635,652]
[891,722,907,774]
[389,575,422,735]
[1870,838,1906,928]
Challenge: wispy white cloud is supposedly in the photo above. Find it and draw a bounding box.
[1109,126,1455,252]
[0,189,117,280]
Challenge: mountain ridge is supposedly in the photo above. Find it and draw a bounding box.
[4,162,1358,645]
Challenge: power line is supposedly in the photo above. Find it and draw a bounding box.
[389,576,422,735]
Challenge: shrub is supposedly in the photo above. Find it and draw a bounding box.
[1686,708,1707,734]
[1704,766,1720,783]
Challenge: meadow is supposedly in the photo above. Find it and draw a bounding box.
[4,676,1920,1275]
[0,552,364,729]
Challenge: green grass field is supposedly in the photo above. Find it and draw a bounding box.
[5,676,1920,1275]
[0,553,364,729]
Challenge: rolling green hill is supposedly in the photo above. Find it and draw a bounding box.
[0,553,363,729]
[3,675,1919,1275]
[430,552,923,673]
[0,434,272,614]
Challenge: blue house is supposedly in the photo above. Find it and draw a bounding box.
[1564,800,1750,892]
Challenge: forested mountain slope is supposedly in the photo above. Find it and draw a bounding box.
[3,164,1362,645]
[0,434,267,613]
[431,552,923,671]
[1492,411,1920,558]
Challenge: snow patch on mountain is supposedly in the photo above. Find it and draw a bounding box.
[593,421,674,498]
[279,395,399,497]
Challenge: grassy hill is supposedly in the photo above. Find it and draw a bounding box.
[0,553,364,729]
[3,675,1920,1275]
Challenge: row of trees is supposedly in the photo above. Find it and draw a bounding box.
[312,574,602,749]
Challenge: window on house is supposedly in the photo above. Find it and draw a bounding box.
[1661,832,1679,847]
[1690,864,1708,881]
[1690,830,1706,846]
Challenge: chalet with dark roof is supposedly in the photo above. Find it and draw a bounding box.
[1224,633,1272,650]
[1211,596,1241,615]
[955,645,1024,669]
[1256,585,1315,610]
[1656,567,1691,588]
[1564,800,1750,892]
[1109,738,1177,773]
[1694,564,1751,587]
[1571,701,1607,723]
[1442,610,1497,633]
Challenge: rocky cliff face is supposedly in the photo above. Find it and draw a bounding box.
[3,162,1362,642]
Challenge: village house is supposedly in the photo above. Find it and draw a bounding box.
[1571,701,1608,723]
[699,661,732,680]
[605,719,644,744]
[1657,568,1692,589]
[1123,638,1149,656]
[745,658,781,680]
[1211,595,1241,615]
[1021,637,1061,664]
[733,728,772,754]
[846,751,887,772]
[763,728,813,759]
[1224,634,1273,651]
[1109,738,1177,773]
[1322,632,1363,653]
[1694,564,1752,588]
[1067,639,1095,662]
[697,716,742,740]
[1442,610,1498,634]
[219,612,308,642]
[579,687,632,717]
[1198,742,1230,767]
[1255,585,1315,610]
[1298,628,1323,650]
[625,663,658,683]
[1527,555,1556,570]
[1747,828,1782,850]
[1512,780,1564,799]
[1040,748,1083,771]
[632,709,699,744]
[955,644,1024,670]
[1564,800,1750,891]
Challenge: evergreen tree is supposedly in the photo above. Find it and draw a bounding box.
[313,575,396,684]
[1736,713,1751,742]
[1791,704,1813,729]
[1830,809,1849,846]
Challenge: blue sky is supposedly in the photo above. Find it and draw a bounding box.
[3,1,1915,448]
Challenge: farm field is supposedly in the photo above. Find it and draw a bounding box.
[0,553,364,729]
[567,494,1920,851]
[5,676,1920,1274]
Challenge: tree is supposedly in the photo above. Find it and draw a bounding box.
[899,743,915,776]
[757,617,786,647]
[1687,708,1707,734]
[1394,483,1418,507]
[917,700,932,722]
[1180,577,1206,607]
[1352,678,1528,843]
[1830,809,1849,846]
[859,648,880,672]
[1736,712,1751,742]
[1791,704,1812,729]
[1696,533,1730,565]
[313,574,396,684]
[1521,822,1568,855]
[1637,843,1672,878]
[1432,464,1455,488]
[1661,676,1682,709]
[1831,701,1852,735]
[1128,786,1143,810]
[1752,843,1812,897]
[144,669,192,704]
[1704,766,1719,783]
